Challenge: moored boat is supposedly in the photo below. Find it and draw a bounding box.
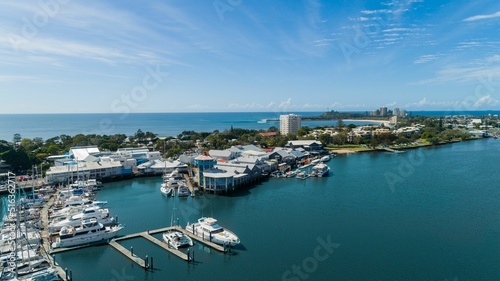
[160,184,172,196]
[186,217,240,246]
[51,223,123,249]
[162,230,193,249]
[311,163,330,177]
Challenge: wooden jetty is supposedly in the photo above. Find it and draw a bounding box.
[183,174,197,196]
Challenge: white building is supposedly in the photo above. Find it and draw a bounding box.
[280,114,302,135]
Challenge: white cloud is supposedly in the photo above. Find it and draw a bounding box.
[278,98,294,109]
[463,11,500,22]
[404,95,500,110]
[473,95,499,107]
[361,9,392,15]
[404,97,458,109]
[413,54,441,64]
[416,65,500,84]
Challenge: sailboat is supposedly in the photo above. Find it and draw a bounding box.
[162,200,192,249]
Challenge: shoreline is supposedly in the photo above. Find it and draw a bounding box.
[326,137,484,155]
[343,119,390,124]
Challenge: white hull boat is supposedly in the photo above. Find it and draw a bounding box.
[51,224,123,249]
[186,217,240,246]
[162,231,193,249]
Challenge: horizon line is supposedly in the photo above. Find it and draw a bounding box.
[1,109,500,115]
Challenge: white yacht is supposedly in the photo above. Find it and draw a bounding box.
[62,196,107,209]
[70,206,109,221]
[186,217,240,246]
[320,154,331,162]
[51,223,123,249]
[58,218,101,238]
[160,182,172,196]
[48,208,115,233]
[311,163,330,177]
[162,230,193,249]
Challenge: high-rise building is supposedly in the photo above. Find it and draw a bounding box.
[399,109,407,117]
[370,110,379,117]
[393,108,400,116]
[380,107,388,117]
[280,114,301,135]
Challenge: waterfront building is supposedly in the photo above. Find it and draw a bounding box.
[208,149,237,162]
[390,116,398,125]
[400,109,407,117]
[370,110,379,117]
[280,114,301,135]
[115,147,161,165]
[267,149,296,165]
[194,154,217,187]
[136,159,188,175]
[45,146,161,184]
[45,158,124,184]
[285,140,324,152]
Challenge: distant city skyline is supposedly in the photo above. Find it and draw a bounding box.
[1,1,500,114]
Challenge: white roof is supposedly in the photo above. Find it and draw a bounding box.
[288,140,322,146]
[46,161,122,175]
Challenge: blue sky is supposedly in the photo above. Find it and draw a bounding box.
[1,0,500,114]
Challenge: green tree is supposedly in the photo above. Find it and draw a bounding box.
[318,134,331,146]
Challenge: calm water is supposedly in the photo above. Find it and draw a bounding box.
[2,110,498,141]
[14,138,495,281]
[0,112,323,141]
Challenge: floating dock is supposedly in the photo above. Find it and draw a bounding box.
[108,225,226,268]
[39,192,69,280]
[183,174,198,196]
[108,240,146,268]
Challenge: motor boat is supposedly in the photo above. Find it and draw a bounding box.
[311,163,330,177]
[162,230,193,249]
[186,217,240,246]
[51,223,123,249]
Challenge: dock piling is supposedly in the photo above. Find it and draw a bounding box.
[130,246,133,256]
[145,255,149,269]
[150,256,154,270]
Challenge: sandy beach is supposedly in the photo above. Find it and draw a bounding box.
[329,149,358,154]
[343,119,390,124]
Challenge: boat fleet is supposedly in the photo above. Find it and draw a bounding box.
[270,153,332,179]
[159,169,192,197]
[0,178,122,280]
[0,168,247,279]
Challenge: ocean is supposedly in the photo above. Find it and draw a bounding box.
[1,111,498,141]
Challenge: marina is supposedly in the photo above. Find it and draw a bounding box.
[1,139,500,280]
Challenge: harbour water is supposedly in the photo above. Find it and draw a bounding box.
[4,138,495,280]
